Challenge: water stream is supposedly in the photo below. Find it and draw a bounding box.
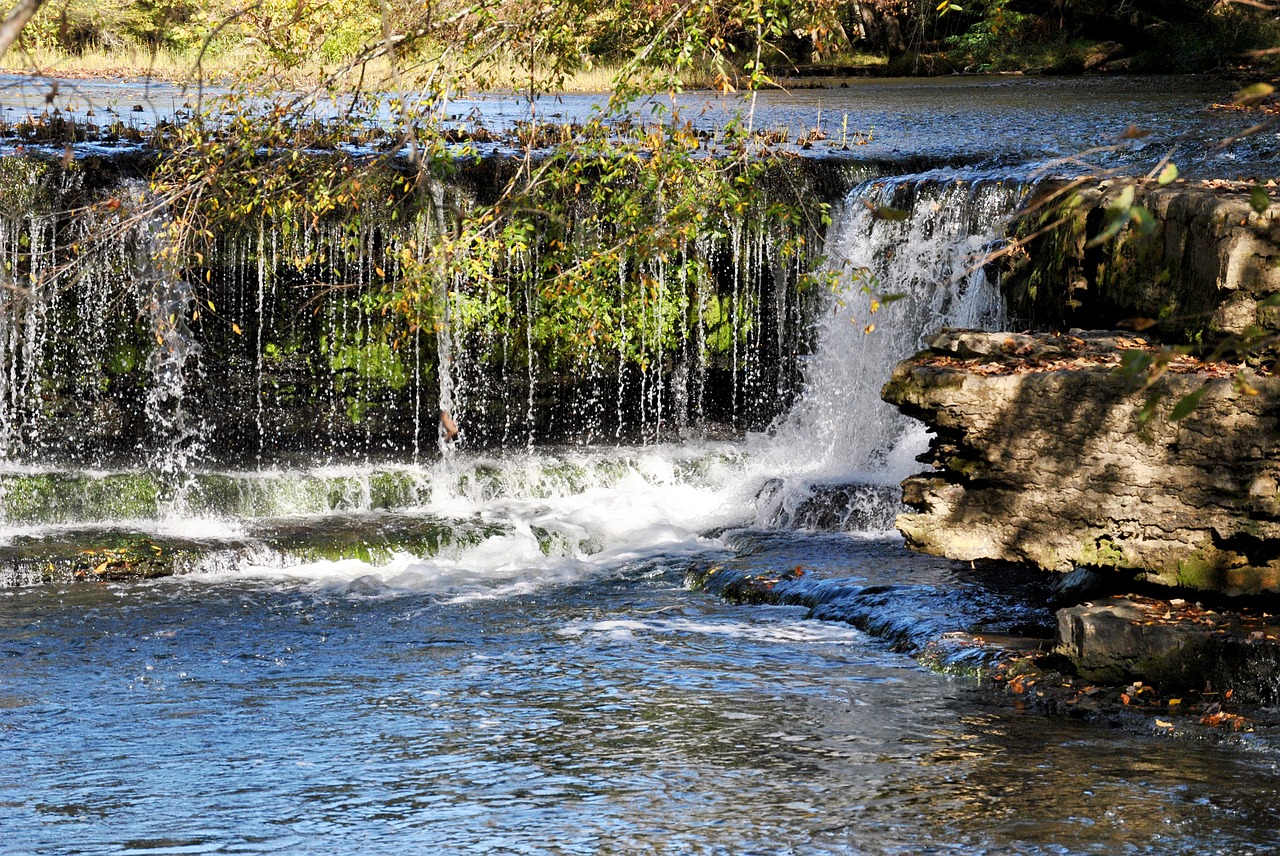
[2,108,1280,850]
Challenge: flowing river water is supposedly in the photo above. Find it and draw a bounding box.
[2,76,1280,854]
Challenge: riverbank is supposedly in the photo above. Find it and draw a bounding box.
[687,559,1280,741]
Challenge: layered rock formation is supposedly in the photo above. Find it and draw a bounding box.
[882,329,1280,594]
[1001,181,1280,346]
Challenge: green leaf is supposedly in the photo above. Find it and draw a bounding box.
[1085,211,1128,248]
[1234,82,1275,107]
[871,206,910,221]
[1129,205,1156,236]
[1169,386,1208,421]
[1156,163,1178,186]
[1250,184,1272,215]
[1114,349,1153,379]
[1109,184,1136,212]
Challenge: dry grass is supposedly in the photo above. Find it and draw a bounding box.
[0,42,730,95]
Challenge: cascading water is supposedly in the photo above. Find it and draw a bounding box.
[0,169,1028,587]
[142,237,205,504]
[10,86,1280,856]
[751,173,1019,530]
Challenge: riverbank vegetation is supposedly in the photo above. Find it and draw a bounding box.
[5,0,1279,85]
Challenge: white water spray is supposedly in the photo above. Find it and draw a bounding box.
[750,173,1021,526]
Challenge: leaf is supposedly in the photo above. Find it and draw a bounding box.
[1234,370,1259,396]
[1129,205,1156,236]
[1169,385,1208,421]
[1155,718,1174,729]
[1119,125,1152,140]
[1115,349,1153,377]
[1085,212,1128,248]
[1110,184,1136,212]
[1250,184,1272,215]
[865,201,909,221]
[1118,317,1157,331]
[1234,82,1275,107]
[1156,163,1178,186]
[231,323,243,336]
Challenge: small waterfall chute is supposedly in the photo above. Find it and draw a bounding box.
[751,172,1025,531]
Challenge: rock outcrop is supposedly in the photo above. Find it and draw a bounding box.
[882,329,1280,595]
[1001,181,1280,347]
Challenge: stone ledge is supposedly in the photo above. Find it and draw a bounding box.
[882,329,1280,594]
[1055,595,1280,696]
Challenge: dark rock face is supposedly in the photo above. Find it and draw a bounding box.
[1002,182,1280,348]
[882,329,1280,594]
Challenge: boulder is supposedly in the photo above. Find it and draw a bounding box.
[1055,595,1280,703]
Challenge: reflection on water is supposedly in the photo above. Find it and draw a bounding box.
[3,536,1279,855]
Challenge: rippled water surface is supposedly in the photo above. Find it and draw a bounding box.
[1,71,1279,854]
[4,533,1280,855]
[2,73,1274,176]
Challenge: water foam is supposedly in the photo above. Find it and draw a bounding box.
[0,174,1026,590]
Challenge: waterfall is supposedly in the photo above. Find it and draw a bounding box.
[752,173,1023,529]
[142,236,205,503]
[0,159,1035,585]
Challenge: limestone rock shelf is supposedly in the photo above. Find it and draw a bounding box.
[882,329,1280,595]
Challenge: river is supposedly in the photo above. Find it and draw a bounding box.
[1,75,1279,854]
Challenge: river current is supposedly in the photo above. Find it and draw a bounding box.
[2,76,1280,854]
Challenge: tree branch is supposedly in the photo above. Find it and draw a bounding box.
[0,0,44,64]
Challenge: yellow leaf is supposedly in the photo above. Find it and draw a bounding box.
[1155,718,1174,728]
[232,323,243,335]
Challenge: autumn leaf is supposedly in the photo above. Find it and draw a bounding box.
[1234,82,1275,107]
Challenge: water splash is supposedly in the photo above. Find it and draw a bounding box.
[142,234,205,509]
[751,173,1023,527]
[0,167,1031,588]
